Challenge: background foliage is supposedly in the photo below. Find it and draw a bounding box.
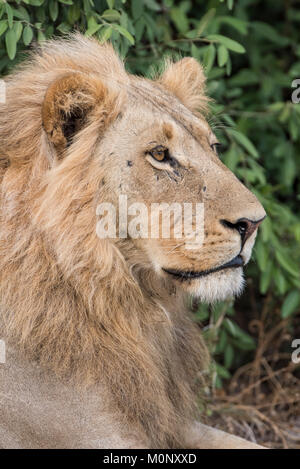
[0,0,299,390]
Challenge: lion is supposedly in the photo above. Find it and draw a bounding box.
[0,34,265,449]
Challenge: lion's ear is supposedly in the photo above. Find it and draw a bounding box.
[158,57,208,113]
[42,73,108,157]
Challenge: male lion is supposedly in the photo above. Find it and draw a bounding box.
[0,34,265,449]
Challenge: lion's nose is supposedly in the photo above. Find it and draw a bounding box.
[221,216,266,245]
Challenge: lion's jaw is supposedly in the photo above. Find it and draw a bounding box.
[192,229,258,302]
[188,268,245,303]
[150,229,258,303]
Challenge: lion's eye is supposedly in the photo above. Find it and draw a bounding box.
[211,142,221,154]
[148,145,169,162]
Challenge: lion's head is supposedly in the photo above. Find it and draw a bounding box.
[0,34,265,448]
[39,37,265,304]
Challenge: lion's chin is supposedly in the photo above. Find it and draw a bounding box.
[185,267,245,303]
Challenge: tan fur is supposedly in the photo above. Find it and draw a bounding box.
[0,34,265,448]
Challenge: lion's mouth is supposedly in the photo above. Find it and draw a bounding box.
[162,254,244,280]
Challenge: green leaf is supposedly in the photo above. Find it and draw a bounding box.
[58,0,73,4]
[226,54,232,75]
[259,258,273,293]
[144,0,160,11]
[274,268,287,295]
[236,331,256,347]
[190,43,200,60]
[255,240,268,272]
[282,155,296,188]
[83,0,92,15]
[37,30,46,42]
[107,0,115,7]
[13,6,30,23]
[194,307,209,322]
[223,145,239,171]
[36,5,46,23]
[113,25,135,44]
[131,0,143,21]
[281,290,300,318]
[229,69,259,86]
[224,343,234,369]
[23,0,45,5]
[217,44,228,67]
[5,3,13,29]
[101,9,121,22]
[49,0,59,23]
[260,216,272,242]
[135,16,145,42]
[231,339,255,351]
[5,28,17,60]
[86,17,102,36]
[67,3,81,23]
[223,318,238,337]
[45,25,54,38]
[203,44,216,73]
[214,375,223,389]
[23,25,33,46]
[218,16,248,35]
[98,25,112,43]
[170,7,189,34]
[215,329,227,354]
[197,8,216,36]
[276,250,299,278]
[56,22,71,33]
[119,9,129,30]
[226,128,259,158]
[293,223,300,243]
[0,20,8,37]
[215,362,231,379]
[13,21,23,42]
[206,34,245,53]
[252,21,289,46]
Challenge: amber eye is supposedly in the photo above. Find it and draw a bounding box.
[148,145,169,162]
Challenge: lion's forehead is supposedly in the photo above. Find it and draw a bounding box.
[127,78,211,142]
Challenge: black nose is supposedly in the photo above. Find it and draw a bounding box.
[221,217,265,245]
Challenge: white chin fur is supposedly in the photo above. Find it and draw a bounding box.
[187,268,245,303]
